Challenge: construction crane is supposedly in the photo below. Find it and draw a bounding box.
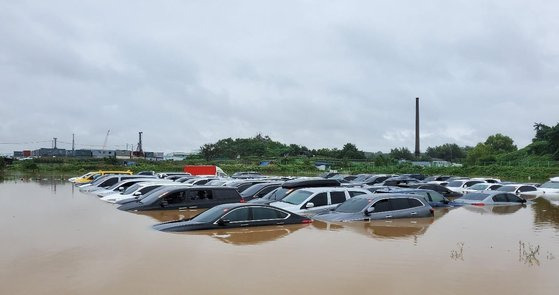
[102,129,110,150]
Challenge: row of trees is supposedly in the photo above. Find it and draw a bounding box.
[199,134,366,161]
[199,122,559,165]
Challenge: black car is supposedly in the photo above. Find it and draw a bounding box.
[240,182,282,201]
[406,183,463,199]
[248,178,341,204]
[117,186,243,211]
[153,204,312,232]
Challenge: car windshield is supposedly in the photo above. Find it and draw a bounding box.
[90,176,109,185]
[335,198,370,213]
[540,181,559,189]
[191,206,232,223]
[458,193,489,201]
[352,175,370,182]
[446,181,464,187]
[123,183,142,194]
[497,186,517,192]
[281,190,313,205]
[240,184,268,197]
[469,184,490,190]
[262,187,290,201]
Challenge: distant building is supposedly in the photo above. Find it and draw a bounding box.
[13,151,24,158]
[32,148,67,157]
[164,152,188,161]
[146,152,164,161]
[115,150,131,160]
[90,149,116,159]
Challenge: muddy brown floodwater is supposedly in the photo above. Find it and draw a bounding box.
[1,179,558,294]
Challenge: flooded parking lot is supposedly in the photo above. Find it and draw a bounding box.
[1,179,558,294]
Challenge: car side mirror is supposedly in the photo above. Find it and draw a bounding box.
[118,187,125,191]
[365,207,374,216]
[217,219,230,226]
[133,192,141,196]
[161,200,168,207]
[306,202,315,209]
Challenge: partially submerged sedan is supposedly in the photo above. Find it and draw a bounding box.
[153,204,312,232]
[452,192,526,206]
[314,194,433,222]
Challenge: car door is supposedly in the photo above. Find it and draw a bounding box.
[328,191,348,212]
[301,192,328,215]
[491,193,508,204]
[160,190,188,210]
[388,198,414,218]
[220,207,251,228]
[368,199,394,219]
[250,207,289,226]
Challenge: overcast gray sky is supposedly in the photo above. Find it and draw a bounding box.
[1,0,558,154]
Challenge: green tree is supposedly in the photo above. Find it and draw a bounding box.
[466,143,495,165]
[484,133,517,154]
[339,143,366,159]
[389,147,414,160]
[425,143,466,162]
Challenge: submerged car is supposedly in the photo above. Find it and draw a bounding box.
[249,178,341,205]
[314,194,434,222]
[117,186,243,211]
[153,204,312,232]
[452,192,526,206]
[270,187,370,216]
[496,184,538,196]
[378,188,451,207]
[462,183,503,194]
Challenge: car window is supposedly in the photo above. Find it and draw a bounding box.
[330,191,347,204]
[408,198,423,208]
[349,191,367,197]
[428,191,445,202]
[252,207,288,220]
[372,199,391,212]
[163,191,186,204]
[188,190,213,200]
[390,198,410,210]
[222,208,250,222]
[492,194,508,202]
[335,198,371,213]
[139,186,159,194]
[214,189,240,201]
[306,193,328,207]
[257,186,278,197]
[519,186,536,192]
[505,193,524,203]
[282,190,313,205]
[101,178,119,187]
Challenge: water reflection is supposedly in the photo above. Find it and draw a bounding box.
[134,209,205,222]
[462,204,526,215]
[532,197,559,230]
[181,224,308,245]
[315,217,435,240]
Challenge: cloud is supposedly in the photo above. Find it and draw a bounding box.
[1,0,559,155]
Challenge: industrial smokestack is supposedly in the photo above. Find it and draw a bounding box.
[415,97,420,158]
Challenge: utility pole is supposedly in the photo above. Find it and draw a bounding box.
[72,133,75,155]
[53,137,58,149]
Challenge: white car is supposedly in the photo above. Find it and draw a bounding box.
[270,187,371,217]
[496,184,538,196]
[537,177,559,200]
[95,178,160,197]
[462,183,503,194]
[445,179,486,194]
[100,181,181,203]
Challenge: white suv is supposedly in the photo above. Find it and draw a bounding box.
[270,187,371,217]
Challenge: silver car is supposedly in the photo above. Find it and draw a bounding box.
[452,192,526,206]
[314,194,434,222]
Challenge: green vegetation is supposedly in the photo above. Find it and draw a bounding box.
[4,122,559,183]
